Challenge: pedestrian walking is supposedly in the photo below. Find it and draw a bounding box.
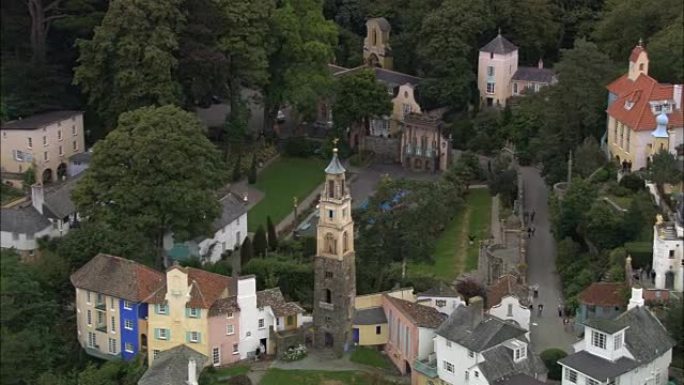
[527,227,532,238]
[558,305,562,317]
[538,304,543,316]
[531,210,536,223]
[531,227,536,236]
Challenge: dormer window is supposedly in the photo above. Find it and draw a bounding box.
[514,346,527,361]
[613,332,623,350]
[591,330,607,349]
[624,101,634,110]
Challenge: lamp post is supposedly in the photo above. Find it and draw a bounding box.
[293,196,299,222]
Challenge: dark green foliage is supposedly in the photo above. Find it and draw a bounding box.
[540,349,568,380]
[284,138,319,158]
[585,201,635,250]
[489,169,518,208]
[242,255,314,307]
[248,153,257,184]
[227,374,253,385]
[456,279,486,302]
[550,179,597,239]
[664,298,684,351]
[267,216,278,251]
[232,152,243,182]
[574,137,605,178]
[649,149,683,186]
[240,236,254,267]
[332,69,393,131]
[624,242,653,268]
[22,166,36,188]
[300,236,317,258]
[619,173,645,192]
[253,225,267,257]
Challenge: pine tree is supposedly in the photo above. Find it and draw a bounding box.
[232,152,242,182]
[266,216,278,251]
[253,225,267,257]
[248,153,257,184]
[240,236,253,268]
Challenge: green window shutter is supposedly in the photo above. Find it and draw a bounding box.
[167,329,171,340]
[186,331,191,343]
[154,328,159,339]
[185,307,190,318]
[197,332,201,343]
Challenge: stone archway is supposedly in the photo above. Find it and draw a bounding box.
[42,168,53,184]
[366,53,380,67]
[57,162,67,180]
[324,332,334,348]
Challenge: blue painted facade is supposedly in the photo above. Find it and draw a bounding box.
[119,301,149,361]
[574,303,624,336]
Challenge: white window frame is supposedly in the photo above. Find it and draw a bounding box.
[486,82,495,94]
[226,324,235,335]
[591,330,607,349]
[212,347,220,365]
[125,342,134,353]
[565,368,577,383]
[586,378,599,385]
[108,338,117,354]
[443,361,454,373]
[614,332,623,350]
[158,328,168,340]
[189,331,200,343]
[189,307,200,318]
[487,66,494,77]
[232,343,239,355]
[110,316,116,333]
[123,300,133,310]
[88,332,96,348]
[87,310,92,326]
[124,319,134,330]
[258,318,265,329]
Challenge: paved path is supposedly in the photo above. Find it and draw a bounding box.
[521,166,578,353]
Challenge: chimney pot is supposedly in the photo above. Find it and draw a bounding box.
[469,296,484,328]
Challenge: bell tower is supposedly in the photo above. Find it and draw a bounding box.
[313,142,356,356]
[363,17,393,69]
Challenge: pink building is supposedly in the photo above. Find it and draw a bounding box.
[207,296,241,366]
[383,295,446,383]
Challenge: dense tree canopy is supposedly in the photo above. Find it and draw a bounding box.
[332,69,392,131]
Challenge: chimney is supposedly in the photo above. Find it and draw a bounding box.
[187,357,198,385]
[31,183,44,214]
[538,58,544,69]
[469,296,484,329]
[625,255,633,287]
[628,287,644,310]
[674,84,682,110]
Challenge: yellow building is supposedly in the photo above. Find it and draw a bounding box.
[352,288,414,346]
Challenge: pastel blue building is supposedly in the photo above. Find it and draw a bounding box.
[574,282,626,336]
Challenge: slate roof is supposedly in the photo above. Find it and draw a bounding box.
[479,344,548,383]
[385,295,446,328]
[584,318,627,334]
[257,288,304,317]
[0,205,51,234]
[487,274,530,308]
[325,152,346,174]
[68,151,91,164]
[436,305,527,352]
[606,73,684,131]
[147,266,232,309]
[512,66,555,84]
[1,110,83,130]
[374,68,421,87]
[559,350,638,382]
[70,254,165,302]
[354,307,387,325]
[480,34,518,55]
[211,192,247,232]
[417,283,461,298]
[41,173,83,219]
[368,17,391,32]
[208,295,240,317]
[578,282,626,307]
[493,373,546,385]
[138,344,207,385]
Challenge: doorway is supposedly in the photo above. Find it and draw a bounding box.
[324,332,334,348]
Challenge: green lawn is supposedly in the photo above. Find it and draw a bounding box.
[248,157,326,232]
[349,347,390,369]
[1,184,24,206]
[604,194,633,210]
[409,188,492,280]
[213,365,250,377]
[260,369,389,385]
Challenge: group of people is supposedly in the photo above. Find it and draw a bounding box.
[524,210,536,238]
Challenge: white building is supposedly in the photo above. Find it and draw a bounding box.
[652,212,683,292]
[415,284,465,316]
[433,297,547,385]
[164,192,247,264]
[486,274,532,334]
[559,288,674,385]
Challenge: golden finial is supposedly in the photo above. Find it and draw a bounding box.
[332,138,339,153]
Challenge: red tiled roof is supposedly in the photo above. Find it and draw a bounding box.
[629,45,646,62]
[578,282,627,307]
[606,73,684,131]
[70,254,165,302]
[486,274,530,308]
[148,266,232,309]
[384,295,446,328]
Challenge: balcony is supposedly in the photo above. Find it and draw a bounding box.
[318,302,334,311]
[413,359,438,378]
[95,324,107,333]
[95,302,106,311]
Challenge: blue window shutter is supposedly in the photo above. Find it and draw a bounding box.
[154,328,159,339]
[167,329,171,340]
[186,331,191,343]
[154,304,160,314]
[197,332,201,343]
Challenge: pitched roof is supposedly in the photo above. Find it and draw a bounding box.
[41,173,83,219]
[353,307,388,325]
[629,44,646,62]
[368,17,391,32]
[138,344,207,385]
[0,205,51,234]
[583,318,627,334]
[559,350,638,382]
[70,254,164,302]
[68,151,91,164]
[479,344,548,383]
[147,266,232,309]
[578,282,626,307]
[480,34,518,55]
[374,67,421,87]
[385,295,446,328]
[417,283,461,298]
[436,305,527,352]
[325,152,346,174]
[1,110,83,130]
[493,373,546,385]
[606,73,684,131]
[257,288,304,317]
[208,295,239,317]
[211,192,247,232]
[511,66,555,84]
[615,305,674,363]
[487,274,530,308]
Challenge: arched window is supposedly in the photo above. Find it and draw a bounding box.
[325,289,332,303]
[343,231,349,252]
[325,233,336,254]
[372,30,377,46]
[328,180,335,198]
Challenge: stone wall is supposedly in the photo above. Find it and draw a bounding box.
[362,136,400,163]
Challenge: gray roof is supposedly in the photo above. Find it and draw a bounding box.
[368,17,391,32]
[511,67,555,84]
[493,373,546,385]
[68,151,91,164]
[211,192,247,232]
[325,152,346,174]
[480,34,518,55]
[138,344,207,385]
[584,318,627,334]
[558,351,638,382]
[436,306,527,352]
[616,306,674,363]
[480,345,548,383]
[1,110,83,130]
[374,68,421,87]
[0,205,51,234]
[354,307,387,325]
[42,173,83,219]
[418,283,461,298]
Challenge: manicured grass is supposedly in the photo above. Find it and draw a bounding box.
[1,184,24,206]
[605,194,633,210]
[213,365,250,377]
[260,369,385,385]
[349,347,390,369]
[409,188,492,280]
[248,157,326,232]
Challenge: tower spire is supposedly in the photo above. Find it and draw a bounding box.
[325,138,346,175]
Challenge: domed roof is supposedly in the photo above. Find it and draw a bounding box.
[652,110,669,138]
[656,111,668,126]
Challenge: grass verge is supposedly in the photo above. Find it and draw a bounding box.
[349,347,390,369]
[259,369,389,385]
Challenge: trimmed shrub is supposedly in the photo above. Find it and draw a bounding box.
[619,173,645,192]
[284,138,318,157]
[540,348,568,380]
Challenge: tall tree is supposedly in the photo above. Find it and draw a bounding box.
[27,0,67,63]
[73,0,185,128]
[73,105,225,267]
[263,0,338,129]
[266,215,278,251]
[332,68,392,132]
[649,149,683,187]
[253,225,268,257]
[648,15,684,84]
[240,236,254,268]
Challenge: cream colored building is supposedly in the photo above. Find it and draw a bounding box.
[363,17,393,69]
[1,111,85,186]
